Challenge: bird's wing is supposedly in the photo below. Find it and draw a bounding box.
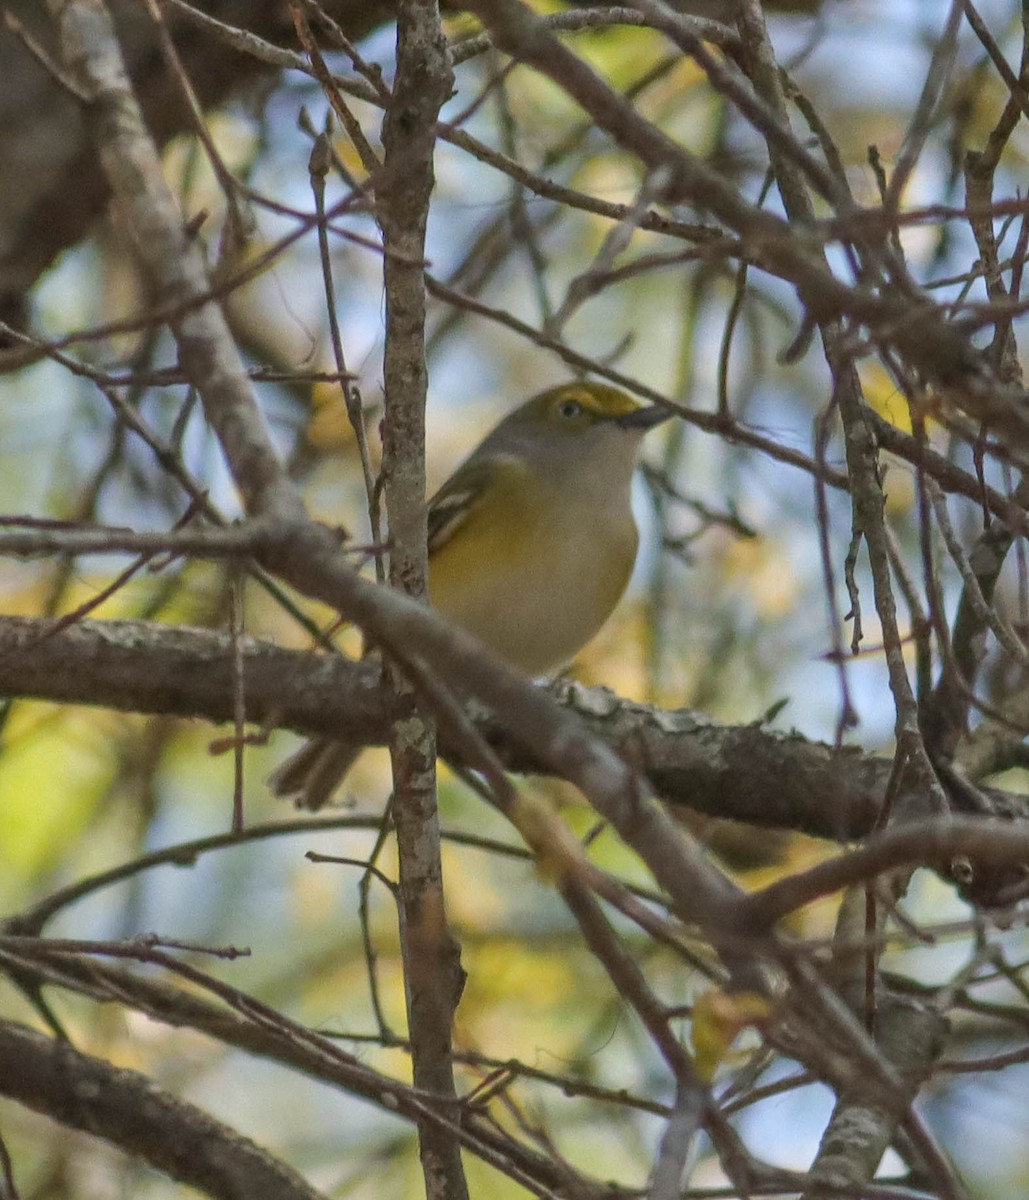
[427,454,519,554]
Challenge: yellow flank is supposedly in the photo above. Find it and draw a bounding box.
[428,455,638,675]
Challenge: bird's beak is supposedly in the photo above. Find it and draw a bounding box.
[615,404,674,430]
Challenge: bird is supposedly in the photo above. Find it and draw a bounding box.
[271,380,671,808]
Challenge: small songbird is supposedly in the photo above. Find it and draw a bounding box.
[272,381,671,808]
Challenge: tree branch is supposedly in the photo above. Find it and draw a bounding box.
[0,948,628,1199]
[375,4,468,1197]
[1,614,1026,843]
[49,0,306,522]
[0,1018,328,1200]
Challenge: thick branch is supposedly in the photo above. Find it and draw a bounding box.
[0,614,1026,843]
[49,0,304,521]
[0,1018,327,1200]
[0,1,391,334]
[803,994,951,1200]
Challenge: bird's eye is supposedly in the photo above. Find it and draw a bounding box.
[557,399,583,420]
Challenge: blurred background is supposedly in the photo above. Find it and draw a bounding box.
[3,1,1029,1196]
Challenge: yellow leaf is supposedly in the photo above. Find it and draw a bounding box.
[691,989,773,1082]
[861,362,910,432]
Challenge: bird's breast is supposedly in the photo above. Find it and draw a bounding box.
[429,479,639,675]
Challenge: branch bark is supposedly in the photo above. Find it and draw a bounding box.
[0,949,625,1199]
[375,4,467,1198]
[0,0,392,335]
[0,1019,328,1200]
[1,614,1027,843]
